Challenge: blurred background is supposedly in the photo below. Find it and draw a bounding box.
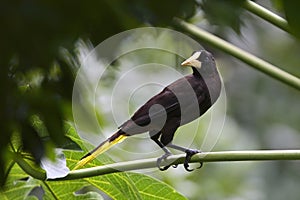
[1,0,300,199]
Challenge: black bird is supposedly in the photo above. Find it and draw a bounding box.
[74,50,222,171]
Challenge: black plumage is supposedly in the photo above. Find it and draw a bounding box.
[74,50,222,171]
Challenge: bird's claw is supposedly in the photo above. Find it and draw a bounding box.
[157,153,172,171]
[157,150,203,171]
[184,149,202,172]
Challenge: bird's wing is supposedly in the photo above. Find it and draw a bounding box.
[119,88,180,129]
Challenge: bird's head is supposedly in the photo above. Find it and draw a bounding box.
[181,50,215,69]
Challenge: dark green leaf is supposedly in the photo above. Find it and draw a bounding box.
[200,0,246,34]
[53,136,82,151]
[21,123,45,163]
[282,1,300,38]
[128,0,197,25]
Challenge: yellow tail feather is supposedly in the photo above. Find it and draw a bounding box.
[73,134,127,170]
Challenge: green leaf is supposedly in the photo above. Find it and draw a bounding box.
[75,191,104,200]
[42,181,92,200]
[0,164,39,200]
[59,136,82,151]
[126,172,187,200]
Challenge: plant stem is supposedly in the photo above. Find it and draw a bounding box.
[13,152,47,180]
[173,18,300,91]
[54,150,300,181]
[243,0,290,33]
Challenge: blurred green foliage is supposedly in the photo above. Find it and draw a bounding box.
[282,1,300,37]
[200,0,246,34]
[1,0,300,199]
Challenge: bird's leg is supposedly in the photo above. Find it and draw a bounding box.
[153,139,173,171]
[150,132,175,171]
[157,151,172,171]
[167,144,203,171]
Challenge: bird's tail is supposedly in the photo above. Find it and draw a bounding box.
[73,130,127,170]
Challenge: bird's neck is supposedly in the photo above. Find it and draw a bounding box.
[192,67,202,78]
[192,65,221,104]
[192,64,219,78]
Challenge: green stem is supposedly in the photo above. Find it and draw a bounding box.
[12,152,47,180]
[54,150,300,181]
[12,150,300,181]
[173,18,300,91]
[243,0,290,33]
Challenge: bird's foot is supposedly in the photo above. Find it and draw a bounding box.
[184,149,203,172]
[157,153,174,171]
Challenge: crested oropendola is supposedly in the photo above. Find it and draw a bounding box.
[74,50,222,171]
